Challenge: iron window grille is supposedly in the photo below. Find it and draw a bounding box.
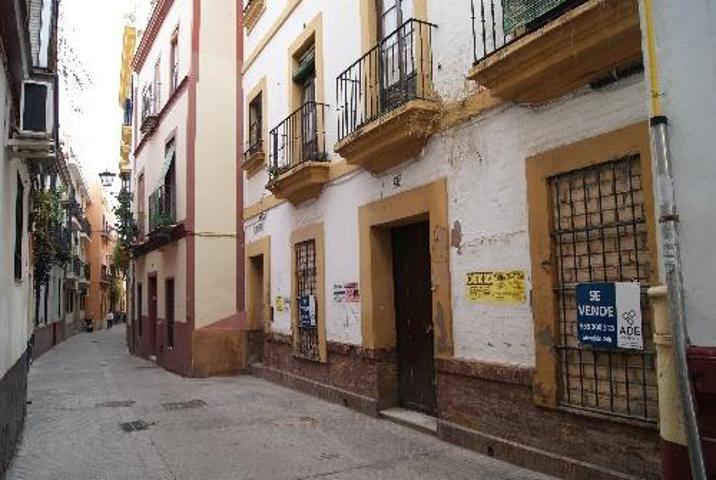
[336,18,436,142]
[549,155,657,422]
[295,239,319,360]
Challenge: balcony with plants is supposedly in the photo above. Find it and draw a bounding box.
[148,184,176,238]
[467,0,642,103]
[266,101,330,205]
[335,19,440,173]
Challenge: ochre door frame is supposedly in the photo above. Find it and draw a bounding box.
[246,236,271,332]
[358,178,453,358]
[526,121,658,408]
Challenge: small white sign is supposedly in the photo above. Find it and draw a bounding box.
[615,282,643,350]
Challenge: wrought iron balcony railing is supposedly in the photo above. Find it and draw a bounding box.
[72,256,83,278]
[268,101,328,180]
[141,84,160,133]
[141,85,155,122]
[244,120,264,162]
[66,198,82,219]
[243,0,258,14]
[101,265,110,283]
[80,216,92,236]
[470,0,585,64]
[244,138,263,162]
[336,18,436,142]
[148,185,176,234]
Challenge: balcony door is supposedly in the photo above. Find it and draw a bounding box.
[378,0,415,111]
[298,54,319,162]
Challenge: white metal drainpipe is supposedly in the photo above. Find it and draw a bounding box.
[641,0,707,476]
[650,116,707,479]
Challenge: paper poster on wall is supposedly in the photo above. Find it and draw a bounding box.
[299,295,317,327]
[333,282,360,303]
[275,296,285,312]
[465,270,526,303]
[576,282,643,350]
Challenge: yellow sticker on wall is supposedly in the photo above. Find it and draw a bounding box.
[275,296,285,312]
[466,271,526,304]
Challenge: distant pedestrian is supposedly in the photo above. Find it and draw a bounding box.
[106,311,114,329]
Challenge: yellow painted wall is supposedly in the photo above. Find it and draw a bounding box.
[192,0,239,328]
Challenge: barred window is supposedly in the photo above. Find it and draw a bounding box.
[295,239,319,360]
[550,155,657,422]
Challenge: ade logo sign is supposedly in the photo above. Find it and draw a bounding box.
[576,282,643,350]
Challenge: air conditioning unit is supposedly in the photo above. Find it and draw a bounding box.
[20,80,54,137]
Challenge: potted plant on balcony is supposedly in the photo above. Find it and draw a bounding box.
[150,212,175,241]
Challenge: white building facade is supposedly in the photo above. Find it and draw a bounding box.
[0,0,61,473]
[129,0,248,376]
[242,1,660,478]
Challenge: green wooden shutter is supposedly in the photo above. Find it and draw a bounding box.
[502,0,571,34]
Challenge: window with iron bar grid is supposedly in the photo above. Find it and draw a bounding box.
[549,155,658,422]
[295,239,319,360]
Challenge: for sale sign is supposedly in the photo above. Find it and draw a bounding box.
[576,282,643,350]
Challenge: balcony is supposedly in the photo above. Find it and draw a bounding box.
[243,0,265,33]
[80,217,92,242]
[140,85,159,134]
[468,0,642,104]
[101,265,110,284]
[67,255,82,280]
[266,102,330,205]
[242,121,265,177]
[136,212,146,240]
[335,19,440,174]
[79,259,90,285]
[148,185,176,235]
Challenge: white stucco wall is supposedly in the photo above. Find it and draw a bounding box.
[243,1,649,366]
[647,0,716,346]
[134,0,191,225]
[0,65,32,377]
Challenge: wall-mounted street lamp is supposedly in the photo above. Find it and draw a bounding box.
[99,170,117,187]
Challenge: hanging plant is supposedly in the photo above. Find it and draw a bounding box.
[113,188,137,249]
[31,187,66,287]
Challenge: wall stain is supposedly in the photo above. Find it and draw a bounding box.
[434,302,450,354]
[450,220,463,255]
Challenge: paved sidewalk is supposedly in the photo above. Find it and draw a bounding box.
[7,327,555,480]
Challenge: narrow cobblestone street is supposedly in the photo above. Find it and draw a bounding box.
[7,328,554,480]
